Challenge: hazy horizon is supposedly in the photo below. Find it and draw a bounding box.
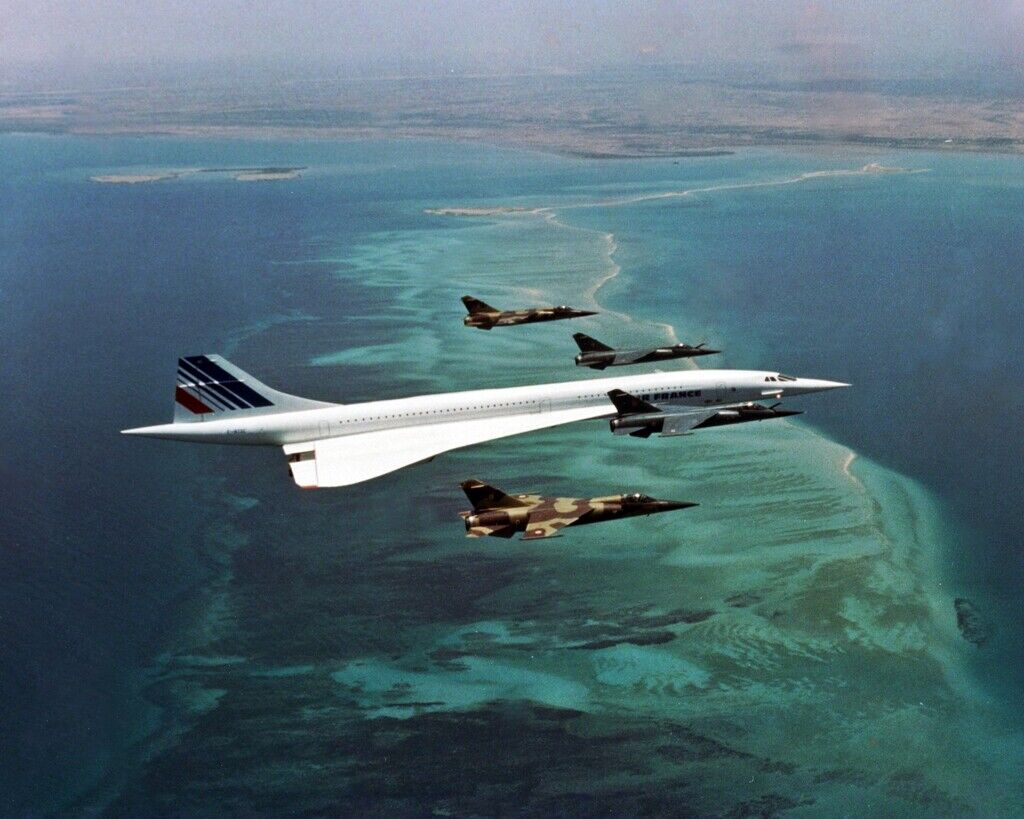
[4,1,1024,90]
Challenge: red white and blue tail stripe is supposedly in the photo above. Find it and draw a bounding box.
[173,354,333,422]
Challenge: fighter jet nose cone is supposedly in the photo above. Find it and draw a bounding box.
[695,348,720,356]
[660,500,699,511]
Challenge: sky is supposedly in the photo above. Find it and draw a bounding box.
[3,1,1024,81]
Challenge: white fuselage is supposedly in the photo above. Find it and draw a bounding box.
[125,369,846,446]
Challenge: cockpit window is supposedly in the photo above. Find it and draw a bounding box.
[625,492,650,503]
[777,374,798,382]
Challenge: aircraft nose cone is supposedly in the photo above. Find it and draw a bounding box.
[693,348,720,356]
[797,378,851,392]
[656,500,699,511]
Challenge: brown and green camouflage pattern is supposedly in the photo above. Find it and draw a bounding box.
[459,479,696,540]
[462,295,596,330]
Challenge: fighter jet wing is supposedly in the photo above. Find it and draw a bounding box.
[283,405,612,488]
[520,498,595,539]
[521,517,572,540]
[659,409,718,436]
[466,523,519,538]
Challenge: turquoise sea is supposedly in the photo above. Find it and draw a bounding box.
[1,135,1021,815]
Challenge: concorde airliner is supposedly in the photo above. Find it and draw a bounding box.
[122,355,848,488]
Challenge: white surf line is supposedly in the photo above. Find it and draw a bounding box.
[539,209,684,347]
[428,164,927,218]
[555,164,929,213]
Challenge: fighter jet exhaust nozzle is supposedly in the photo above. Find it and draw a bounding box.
[463,508,530,531]
[575,352,613,369]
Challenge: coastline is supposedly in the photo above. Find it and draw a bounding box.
[10,121,1024,161]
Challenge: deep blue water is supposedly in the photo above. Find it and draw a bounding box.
[0,134,620,814]
[1,136,1021,814]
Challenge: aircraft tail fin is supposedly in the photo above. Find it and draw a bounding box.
[573,332,613,353]
[607,388,661,415]
[462,295,498,315]
[461,478,531,510]
[174,354,334,423]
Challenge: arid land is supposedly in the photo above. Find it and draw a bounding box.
[4,70,1024,157]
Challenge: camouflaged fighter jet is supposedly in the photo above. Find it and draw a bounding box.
[459,478,697,540]
[573,332,720,370]
[462,295,596,330]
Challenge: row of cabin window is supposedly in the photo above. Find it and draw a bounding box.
[342,400,541,422]
[337,388,703,423]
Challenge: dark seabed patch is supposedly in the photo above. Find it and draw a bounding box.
[954,598,993,648]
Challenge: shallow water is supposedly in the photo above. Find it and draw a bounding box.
[1,135,1021,815]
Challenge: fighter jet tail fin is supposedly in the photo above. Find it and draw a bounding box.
[607,388,661,415]
[173,354,335,423]
[461,478,531,510]
[573,333,613,353]
[462,295,499,315]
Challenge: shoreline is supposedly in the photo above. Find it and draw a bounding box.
[5,124,1024,161]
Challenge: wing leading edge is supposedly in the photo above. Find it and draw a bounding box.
[283,405,612,488]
